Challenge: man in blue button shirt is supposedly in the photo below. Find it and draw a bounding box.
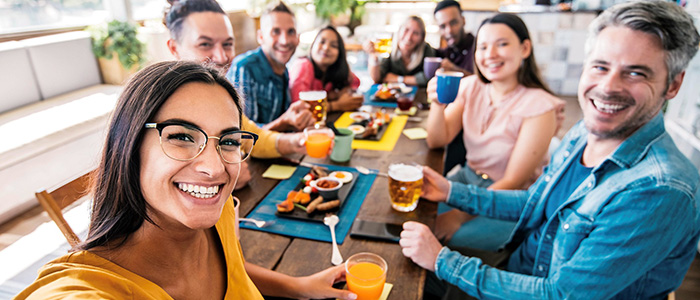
[401,1,700,299]
[227,2,314,132]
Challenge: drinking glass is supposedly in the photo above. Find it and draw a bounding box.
[373,33,392,58]
[387,163,423,212]
[345,252,387,300]
[303,125,334,158]
[396,89,415,112]
[299,91,328,128]
[423,57,443,79]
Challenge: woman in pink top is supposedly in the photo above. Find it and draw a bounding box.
[425,13,565,251]
[290,26,363,112]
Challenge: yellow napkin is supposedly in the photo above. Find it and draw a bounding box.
[403,127,428,140]
[336,283,393,300]
[394,106,417,116]
[261,164,297,180]
[335,113,408,151]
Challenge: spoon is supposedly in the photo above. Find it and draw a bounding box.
[355,165,388,177]
[323,214,343,266]
[239,218,272,228]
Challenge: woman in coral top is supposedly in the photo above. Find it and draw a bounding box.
[16,62,355,300]
[425,13,565,251]
[290,26,363,112]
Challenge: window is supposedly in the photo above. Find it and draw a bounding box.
[0,0,109,35]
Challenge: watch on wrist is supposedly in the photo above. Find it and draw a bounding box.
[397,76,405,84]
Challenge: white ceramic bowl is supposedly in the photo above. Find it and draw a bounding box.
[311,177,343,200]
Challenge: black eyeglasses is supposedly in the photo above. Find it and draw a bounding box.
[144,121,258,164]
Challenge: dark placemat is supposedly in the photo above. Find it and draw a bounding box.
[240,164,377,244]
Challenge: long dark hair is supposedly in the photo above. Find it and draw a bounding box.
[308,26,351,91]
[79,61,243,250]
[474,13,552,94]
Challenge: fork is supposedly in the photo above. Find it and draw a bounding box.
[239,218,271,228]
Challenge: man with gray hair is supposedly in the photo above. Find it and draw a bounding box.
[401,1,700,298]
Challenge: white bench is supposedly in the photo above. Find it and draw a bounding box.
[0,31,121,224]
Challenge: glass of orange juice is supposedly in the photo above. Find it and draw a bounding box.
[303,125,334,158]
[345,252,387,300]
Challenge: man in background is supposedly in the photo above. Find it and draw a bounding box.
[227,2,314,132]
[434,0,474,76]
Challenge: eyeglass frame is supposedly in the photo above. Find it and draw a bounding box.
[144,121,259,164]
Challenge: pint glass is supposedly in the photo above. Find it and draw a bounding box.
[387,163,423,212]
[299,91,327,127]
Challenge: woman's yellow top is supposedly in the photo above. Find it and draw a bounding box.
[15,197,263,300]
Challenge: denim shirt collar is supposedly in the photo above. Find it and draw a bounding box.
[606,112,666,169]
[253,47,290,83]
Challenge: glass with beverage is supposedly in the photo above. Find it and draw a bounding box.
[388,163,423,212]
[396,87,414,112]
[303,125,334,158]
[299,91,327,127]
[345,252,387,300]
[373,33,392,58]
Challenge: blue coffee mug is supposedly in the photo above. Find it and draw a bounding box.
[436,71,463,104]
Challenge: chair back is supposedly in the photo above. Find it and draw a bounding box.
[34,170,94,247]
[443,129,467,176]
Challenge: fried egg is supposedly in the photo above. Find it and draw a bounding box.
[329,171,353,183]
[347,125,365,135]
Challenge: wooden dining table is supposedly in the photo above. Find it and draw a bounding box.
[236,90,444,299]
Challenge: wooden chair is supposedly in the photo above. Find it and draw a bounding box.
[34,170,95,248]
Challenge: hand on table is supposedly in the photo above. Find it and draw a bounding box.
[400,221,443,272]
[293,265,357,300]
[421,167,450,202]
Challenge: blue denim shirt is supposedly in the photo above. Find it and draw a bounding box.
[436,113,700,299]
[227,47,291,125]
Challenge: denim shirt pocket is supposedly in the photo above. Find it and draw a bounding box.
[554,208,593,261]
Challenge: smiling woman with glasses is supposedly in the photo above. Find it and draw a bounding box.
[17,61,356,300]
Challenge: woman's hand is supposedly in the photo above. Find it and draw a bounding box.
[421,166,450,202]
[400,221,443,272]
[362,40,376,55]
[426,77,439,104]
[332,91,363,112]
[293,265,357,300]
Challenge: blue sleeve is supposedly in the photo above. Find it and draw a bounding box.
[446,181,528,222]
[436,185,698,299]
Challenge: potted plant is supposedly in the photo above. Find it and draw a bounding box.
[87,20,146,85]
[314,0,372,34]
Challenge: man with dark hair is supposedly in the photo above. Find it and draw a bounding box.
[164,3,356,299]
[402,1,700,299]
[433,0,475,76]
[227,1,314,132]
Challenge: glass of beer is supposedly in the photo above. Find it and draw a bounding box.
[345,252,387,300]
[387,163,423,212]
[373,33,392,58]
[299,91,327,128]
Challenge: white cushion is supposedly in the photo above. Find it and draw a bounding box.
[23,32,102,99]
[0,41,41,113]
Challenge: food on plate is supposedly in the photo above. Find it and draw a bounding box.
[347,125,365,135]
[329,171,353,183]
[286,190,311,204]
[276,198,294,213]
[305,196,325,214]
[349,112,370,122]
[374,84,396,100]
[315,199,340,211]
[310,165,329,178]
[316,178,340,189]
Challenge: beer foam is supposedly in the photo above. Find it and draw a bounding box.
[299,91,327,101]
[388,164,423,182]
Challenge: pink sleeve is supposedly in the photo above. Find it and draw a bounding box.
[349,71,360,90]
[289,58,315,102]
[512,89,566,133]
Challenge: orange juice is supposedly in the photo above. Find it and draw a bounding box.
[305,133,332,158]
[347,262,386,300]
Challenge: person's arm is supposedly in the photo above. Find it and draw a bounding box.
[242,116,282,159]
[440,59,472,77]
[244,262,357,300]
[425,77,466,149]
[330,87,363,112]
[488,110,558,190]
[262,101,315,132]
[363,40,384,84]
[429,187,697,299]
